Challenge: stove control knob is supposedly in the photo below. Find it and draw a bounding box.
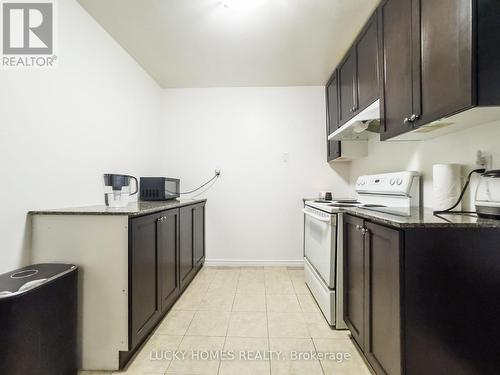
[390,178,396,185]
[360,180,366,186]
[396,178,403,185]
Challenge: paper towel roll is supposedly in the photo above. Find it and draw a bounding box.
[433,164,462,211]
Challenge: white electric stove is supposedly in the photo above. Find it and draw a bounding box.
[303,171,421,328]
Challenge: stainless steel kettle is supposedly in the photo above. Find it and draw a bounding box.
[475,170,500,219]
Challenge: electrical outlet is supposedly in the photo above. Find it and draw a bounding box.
[476,150,492,169]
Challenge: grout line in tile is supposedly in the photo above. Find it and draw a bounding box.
[218,267,240,375]
[264,280,272,375]
[310,337,326,375]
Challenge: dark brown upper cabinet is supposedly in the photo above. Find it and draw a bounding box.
[355,13,379,112]
[326,70,342,162]
[338,50,357,124]
[379,0,500,141]
[378,0,416,141]
[331,11,379,128]
[325,11,378,161]
[326,70,340,133]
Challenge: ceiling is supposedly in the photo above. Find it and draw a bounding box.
[78,0,379,88]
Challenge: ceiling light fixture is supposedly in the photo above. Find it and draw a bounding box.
[221,0,265,12]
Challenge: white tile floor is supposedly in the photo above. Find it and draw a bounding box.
[79,267,371,375]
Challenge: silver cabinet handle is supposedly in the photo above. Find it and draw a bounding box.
[356,225,363,230]
[404,117,410,124]
[410,114,420,122]
[362,228,369,234]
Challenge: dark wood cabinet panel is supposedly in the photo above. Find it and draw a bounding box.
[379,0,416,140]
[356,14,379,111]
[365,222,402,375]
[180,206,195,290]
[158,209,180,313]
[404,228,500,374]
[193,204,205,267]
[379,0,500,141]
[343,214,365,349]
[122,202,206,369]
[477,1,500,105]
[130,214,160,350]
[326,70,340,133]
[418,0,473,126]
[327,140,341,162]
[326,70,342,162]
[338,51,357,124]
[345,214,500,374]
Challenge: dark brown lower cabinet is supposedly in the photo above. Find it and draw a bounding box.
[158,208,180,313]
[123,201,206,368]
[344,215,401,375]
[180,206,195,289]
[180,202,206,290]
[344,213,500,375]
[343,214,366,348]
[130,213,161,351]
[193,203,206,268]
[365,221,401,375]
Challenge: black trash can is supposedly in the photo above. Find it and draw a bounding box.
[0,263,78,375]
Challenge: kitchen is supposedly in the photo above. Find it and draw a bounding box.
[1,0,500,374]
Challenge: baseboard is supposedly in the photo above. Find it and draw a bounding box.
[204,259,304,268]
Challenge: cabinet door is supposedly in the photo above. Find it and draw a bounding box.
[193,203,205,267]
[379,0,418,140]
[338,50,357,124]
[326,70,342,162]
[180,205,195,290]
[327,141,341,162]
[158,209,180,313]
[417,0,473,126]
[343,214,366,349]
[365,222,401,375]
[130,214,161,350]
[326,70,340,132]
[356,13,379,111]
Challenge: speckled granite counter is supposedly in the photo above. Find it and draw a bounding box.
[343,207,500,228]
[28,199,206,218]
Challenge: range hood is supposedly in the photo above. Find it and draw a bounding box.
[328,100,380,141]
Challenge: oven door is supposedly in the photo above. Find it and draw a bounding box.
[303,206,336,288]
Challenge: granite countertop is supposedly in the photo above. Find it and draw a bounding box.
[343,207,500,228]
[28,199,207,218]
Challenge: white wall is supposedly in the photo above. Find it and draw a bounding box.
[349,121,500,209]
[0,0,162,273]
[160,87,351,265]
